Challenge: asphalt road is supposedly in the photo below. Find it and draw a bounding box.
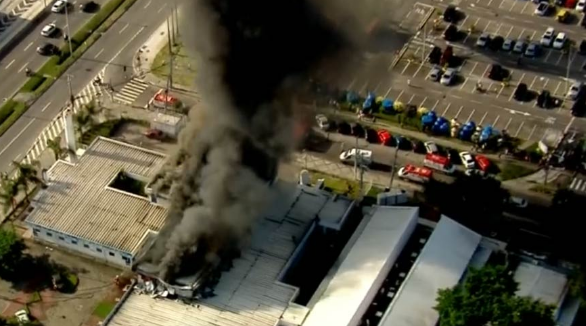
[0,0,170,172]
[0,0,110,99]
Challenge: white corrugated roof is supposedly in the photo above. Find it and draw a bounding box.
[107,183,346,326]
[379,216,482,326]
[303,206,418,326]
[26,137,168,255]
[514,262,568,307]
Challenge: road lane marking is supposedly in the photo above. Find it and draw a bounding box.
[407,94,415,103]
[157,2,167,13]
[0,119,35,156]
[94,48,104,59]
[41,102,52,112]
[17,63,28,73]
[119,23,129,34]
[144,0,152,9]
[24,42,33,52]
[5,59,15,69]
[468,62,478,76]
[528,76,537,90]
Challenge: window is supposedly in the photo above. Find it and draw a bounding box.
[109,252,115,257]
[123,256,131,265]
[58,236,65,241]
[46,232,53,237]
[96,248,102,253]
[33,228,40,233]
[71,239,78,245]
[83,244,89,249]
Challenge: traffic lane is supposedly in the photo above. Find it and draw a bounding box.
[0,0,109,98]
[0,1,168,171]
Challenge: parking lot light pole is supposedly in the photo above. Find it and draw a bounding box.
[64,3,73,56]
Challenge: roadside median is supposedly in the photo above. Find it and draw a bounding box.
[0,0,138,137]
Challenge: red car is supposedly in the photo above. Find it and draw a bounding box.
[475,155,491,172]
[377,130,392,145]
[144,129,164,140]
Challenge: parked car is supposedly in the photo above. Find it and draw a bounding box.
[337,121,351,135]
[568,82,583,100]
[534,2,551,15]
[514,83,529,101]
[577,0,586,11]
[427,66,443,81]
[540,27,555,47]
[364,127,379,143]
[15,310,30,324]
[513,39,526,53]
[476,33,490,47]
[424,141,439,154]
[502,38,515,51]
[443,5,459,22]
[580,40,586,54]
[487,64,508,81]
[412,140,426,153]
[537,90,552,108]
[440,68,456,86]
[508,196,528,208]
[524,43,539,57]
[51,0,67,13]
[80,1,99,12]
[553,32,567,49]
[36,43,58,55]
[443,24,459,41]
[459,151,476,169]
[41,23,58,37]
[144,129,164,140]
[556,9,570,22]
[315,114,330,130]
[428,46,442,64]
[440,45,453,66]
[350,123,364,138]
[377,130,392,145]
[489,36,504,51]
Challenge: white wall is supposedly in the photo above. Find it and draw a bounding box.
[29,224,133,268]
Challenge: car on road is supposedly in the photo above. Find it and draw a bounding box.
[577,0,586,11]
[476,33,490,47]
[514,83,529,101]
[459,151,476,169]
[41,23,58,37]
[534,2,551,15]
[424,141,439,154]
[51,0,68,13]
[553,32,567,49]
[80,1,99,12]
[540,27,555,46]
[524,43,539,57]
[440,68,456,86]
[36,43,58,55]
[513,39,526,53]
[568,82,583,100]
[315,114,330,130]
[427,66,443,81]
[443,24,459,41]
[502,38,514,51]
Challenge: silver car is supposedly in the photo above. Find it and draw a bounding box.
[440,68,456,86]
[524,43,539,57]
[41,23,57,37]
[427,66,442,81]
[476,33,490,47]
[502,38,514,51]
[568,82,583,100]
[513,39,526,53]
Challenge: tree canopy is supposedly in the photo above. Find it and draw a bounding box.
[0,229,25,280]
[435,265,555,326]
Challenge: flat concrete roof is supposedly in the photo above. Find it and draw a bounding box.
[514,262,568,308]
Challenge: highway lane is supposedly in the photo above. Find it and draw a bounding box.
[0,0,170,172]
[0,0,109,100]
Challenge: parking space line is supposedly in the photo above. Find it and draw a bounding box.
[515,121,525,137]
[508,0,516,12]
[521,1,530,14]
[498,0,507,10]
[516,28,526,40]
[413,63,424,77]
[384,86,393,98]
[459,77,469,90]
[494,22,504,36]
[347,78,356,90]
[483,21,492,34]
[493,115,500,127]
[556,52,566,66]
[396,90,405,101]
[528,76,537,90]
[468,62,479,76]
[481,64,490,78]
[505,25,513,38]
[528,124,537,140]
[373,81,382,93]
[496,84,505,98]
[432,99,440,110]
[359,81,369,94]
[407,94,416,104]
[553,81,562,97]
[466,109,476,122]
[504,117,513,131]
[420,96,428,108]
[487,0,494,6]
[544,50,553,63]
[443,103,453,116]
[479,112,488,125]
[401,61,412,75]
[528,30,536,42]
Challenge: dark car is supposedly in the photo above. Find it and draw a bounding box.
[443,5,459,23]
[80,1,99,12]
[440,45,453,66]
[487,64,508,81]
[364,127,379,143]
[412,140,426,154]
[556,0,566,5]
[350,123,365,138]
[36,43,57,55]
[428,46,442,64]
[571,97,586,116]
[514,83,529,102]
[443,24,459,41]
[489,36,504,51]
[337,121,351,135]
[580,40,586,55]
[537,90,552,108]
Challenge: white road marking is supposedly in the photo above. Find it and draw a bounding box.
[493,115,500,127]
[479,112,488,125]
[24,42,33,52]
[17,63,27,73]
[504,117,512,130]
[505,25,513,38]
[5,59,15,70]
[444,103,453,116]
[119,23,129,34]
[41,102,52,112]
[459,77,469,90]
[468,62,479,76]
[396,90,404,101]
[528,76,537,90]
[384,86,392,98]
[0,120,35,156]
[407,94,415,103]
[157,3,167,13]
[544,50,553,63]
[432,99,440,110]
[94,48,104,59]
[466,109,476,122]
[144,0,152,9]
[419,96,428,108]
[347,78,356,89]
[401,61,412,75]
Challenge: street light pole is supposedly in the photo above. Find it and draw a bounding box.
[388,143,399,190]
[64,3,73,56]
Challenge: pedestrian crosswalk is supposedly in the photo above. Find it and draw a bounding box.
[569,177,586,194]
[113,77,148,105]
[72,69,105,112]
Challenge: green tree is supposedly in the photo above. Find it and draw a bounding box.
[0,229,25,280]
[435,265,555,326]
[74,101,101,135]
[12,161,42,205]
[47,136,64,161]
[0,174,19,212]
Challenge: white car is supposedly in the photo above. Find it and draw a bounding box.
[568,82,583,100]
[51,0,67,13]
[41,23,57,37]
[508,196,528,208]
[15,310,30,323]
[553,33,567,49]
[476,33,490,47]
[513,39,526,53]
[502,38,514,51]
[534,2,549,16]
[440,68,456,86]
[540,27,554,47]
[459,152,475,169]
[424,141,438,154]
[315,114,329,130]
[524,43,539,58]
[427,66,443,81]
[577,0,586,11]
[339,148,372,166]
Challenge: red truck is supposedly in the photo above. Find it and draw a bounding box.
[398,165,433,183]
[423,153,456,174]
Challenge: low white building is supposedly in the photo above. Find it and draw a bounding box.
[25,137,168,268]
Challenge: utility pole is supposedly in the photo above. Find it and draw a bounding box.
[64,3,73,57]
[166,17,174,105]
[388,143,400,191]
[67,74,74,107]
[353,137,358,180]
[173,2,180,41]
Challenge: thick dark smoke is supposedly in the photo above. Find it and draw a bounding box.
[142,0,345,280]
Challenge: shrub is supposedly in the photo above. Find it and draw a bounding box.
[0,100,18,124]
[0,102,27,135]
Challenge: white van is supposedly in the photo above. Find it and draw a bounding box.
[339,149,373,166]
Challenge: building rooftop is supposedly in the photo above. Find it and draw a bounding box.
[106,183,350,326]
[303,206,418,326]
[514,262,568,308]
[25,137,168,255]
[379,216,482,326]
